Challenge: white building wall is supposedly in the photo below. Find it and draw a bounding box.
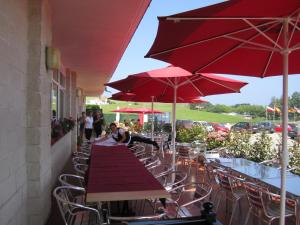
[0,0,29,224]
[0,1,76,225]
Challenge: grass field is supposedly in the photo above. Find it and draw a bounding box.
[99,101,263,124]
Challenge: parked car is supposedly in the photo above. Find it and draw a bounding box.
[176,120,194,129]
[274,124,292,133]
[209,122,230,132]
[193,121,214,132]
[252,121,275,133]
[231,122,253,132]
[288,123,299,139]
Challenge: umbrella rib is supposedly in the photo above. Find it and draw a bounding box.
[166,17,284,21]
[262,23,284,78]
[224,35,280,52]
[176,75,202,88]
[243,19,283,49]
[153,77,174,87]
[182,77,205,96]
[287,12,300,47]
[239,46,278,52]
[194,22,280,73]
[148,20,278,57]
[202,76,242,94]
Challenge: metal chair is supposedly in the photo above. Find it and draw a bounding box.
[53,186,101,225]
[129,144,145,155]
[72,156,89,166]
[149,163,173,177]
[144,155,161,170]
[165,182,212,218]
[215,169,246,225]
[203,162,224,210]
[243,182,296,225]
[176,146,199,175]
[74,163,89,176]
[155,170,187,193]
[107,208,166,224]
[58,174,85,188]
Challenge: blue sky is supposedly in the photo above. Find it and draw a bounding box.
[106,0,299,106]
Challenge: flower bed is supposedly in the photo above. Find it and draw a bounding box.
[51,117,75,145]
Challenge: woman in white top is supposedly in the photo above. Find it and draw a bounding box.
[85,111,93,141]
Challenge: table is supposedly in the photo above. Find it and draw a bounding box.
[215,158,296,179]
[86,145,170,202]
[214,158,300,224]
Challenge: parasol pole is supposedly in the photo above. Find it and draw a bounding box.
[151,96,154,140]
[279,18,290,225]
[171,86,178,170]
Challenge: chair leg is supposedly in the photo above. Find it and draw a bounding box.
[244,210,250,225]
[229,201,238,225]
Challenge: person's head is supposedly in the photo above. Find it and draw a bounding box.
[82,112,86,116]
[125,122,129,127]
[87,111,92,116]
[109,122,117,133]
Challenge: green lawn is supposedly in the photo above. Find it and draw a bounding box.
[100,101,261,124]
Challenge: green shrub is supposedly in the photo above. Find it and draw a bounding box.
[86,104,101,112]
[176,126,207,143]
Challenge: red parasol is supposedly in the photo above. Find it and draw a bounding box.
[110,91,209,104]
[106,66,247,168]
[111,107,163,114]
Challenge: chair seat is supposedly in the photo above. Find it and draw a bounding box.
[266,202,295,218]
[72,210,99,225]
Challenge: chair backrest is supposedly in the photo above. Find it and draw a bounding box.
[130,144,145,153]
[152,163,173,177]
[73,163,88,176]
[177,146,192,158]
[53,186,100,225]
[145,155,161,170]
[215,170,232,192]
[72,156,89,165]
[243,182,265,210]
[58,174,85,188]
[177,182,212,217]
[204,163,220,185]
[53,186,85,225]
[157,171,187,192]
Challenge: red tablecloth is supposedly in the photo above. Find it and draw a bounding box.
[86,145,169,202]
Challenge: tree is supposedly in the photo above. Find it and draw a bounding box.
[289,92,300,108]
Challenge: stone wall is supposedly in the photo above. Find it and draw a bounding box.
[0,0,77,225]
[0,0,29,224]
[25,0,53,224]
[50,132,72,188]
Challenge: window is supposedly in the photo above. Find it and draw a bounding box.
[51,70,65,120]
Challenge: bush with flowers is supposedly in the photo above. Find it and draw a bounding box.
[289,142,300,175]
[225,130,252,158]
[248,131,275,162]
[206,131,229,150]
